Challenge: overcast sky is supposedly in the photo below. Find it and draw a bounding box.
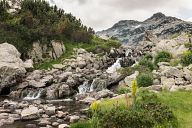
[48,0,192,31]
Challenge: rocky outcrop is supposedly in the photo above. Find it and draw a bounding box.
[0,43,26,94]
[151,33,189,57]
[97,12,192,44]
[151,63,192,92]
[50,40,66,59]
[29,40,66,63]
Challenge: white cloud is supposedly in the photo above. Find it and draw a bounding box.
[187,17,192,22]
[48,0,192,31]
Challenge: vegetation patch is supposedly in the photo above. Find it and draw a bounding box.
[158,91,192,128]
[155,51,172,65]
[181,51,192,66]
[136,73,153,87]
[71,89,178,128]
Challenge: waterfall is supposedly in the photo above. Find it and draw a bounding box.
[106,58,122,74]
[23,90,42,100]
[89,79,97,92]
[78,81,90,94]
[125,49,132,57]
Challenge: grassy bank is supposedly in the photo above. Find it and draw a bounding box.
[71,90,192,128]
[158,91,192,128]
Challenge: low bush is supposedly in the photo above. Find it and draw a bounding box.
[70,121,92,128]
[143,53,153,60]
[155,51,172,65]
[117,86,130,94]
[136,73,153,87]
[181,51,192,66]
[139,58,155,71]
[98,107,154,128]
[184,43,192,51]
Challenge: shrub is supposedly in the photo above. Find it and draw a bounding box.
[184,43,192,51]
[117,86,130,94]
[136,90,178,128]
[155,51,172,65]
[170,59,180,66]
[181,51,192,66]
[136,73,153,87]
[139,58,154,71]
[143,53,153,60]
[98,107,154,128]
[70,121,92,128]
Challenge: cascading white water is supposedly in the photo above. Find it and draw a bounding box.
[125,49,132,57]
[23,90,42,100]
[106,58,122,74]
[78,81,90,94]
[89,78,97,92]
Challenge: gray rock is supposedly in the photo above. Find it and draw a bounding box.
[150,85,162,91]
[0,43,26,92]
[24,59,34,69]
[50,40,65,59]
[21,105,40,120]
[161,67,184,78]
[124,71,139,86]
[44,106,55,116]
[80,97,96,104]
[52,122,59,127]
[175,78,185,85]
[161,77,175,90]
[52,64,65,69]
[94,89,114,100]
[38,118,51,126]
[29,41,43,62]
[58,124,70,128]
[69,115,80,123]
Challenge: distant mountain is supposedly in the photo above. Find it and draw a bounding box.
[97,12,192,44]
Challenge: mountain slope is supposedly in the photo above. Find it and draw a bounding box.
[97,12,192,44]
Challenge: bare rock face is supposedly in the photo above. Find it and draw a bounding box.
[97,12,192,44]
[0,43,26,93]
[29,40,65,63]
[50,40,66,59]
[29,41,44,63]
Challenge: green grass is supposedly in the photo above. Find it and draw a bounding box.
[158,91,192,128]
[96,96,133,112]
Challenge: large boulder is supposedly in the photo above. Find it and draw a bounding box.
[21,105,40,120]
[50,40,66,59]
[0,43,26,93]
[161,67,184,78]
[29,41,43,62]
[152,38,188,57]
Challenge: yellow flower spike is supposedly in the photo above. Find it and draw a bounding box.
[90,100,100,112]
[131,80,138,104]
[131,80,138,97]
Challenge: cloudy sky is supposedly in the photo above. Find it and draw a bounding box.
[48,0,192,31]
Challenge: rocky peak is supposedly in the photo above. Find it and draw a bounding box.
[113,20,141,28]
[145,12,166,22]
[97,12,192,44]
